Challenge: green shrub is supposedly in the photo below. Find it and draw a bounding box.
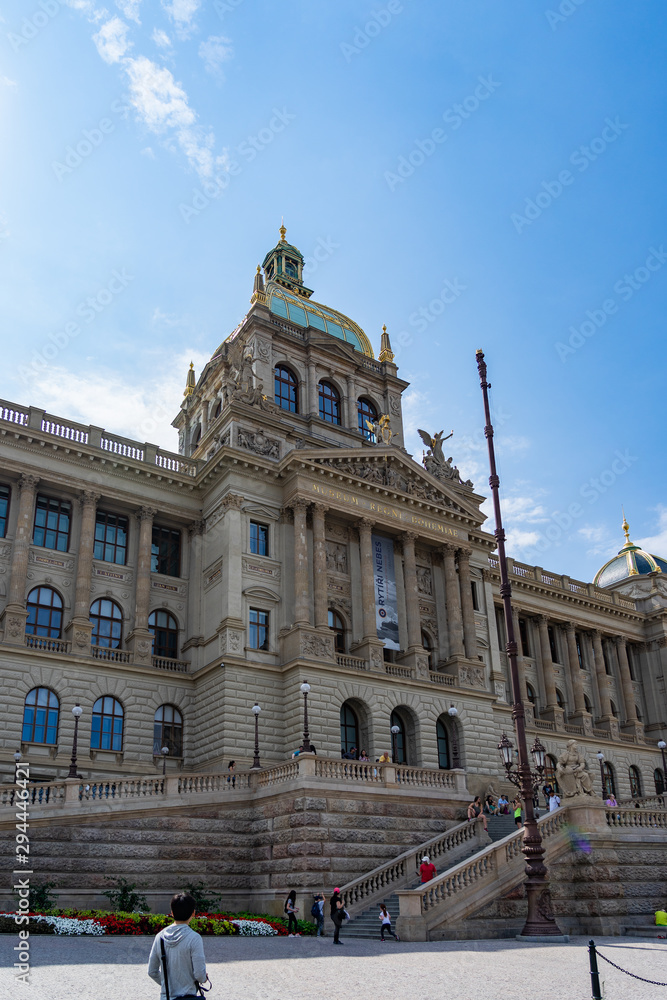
[25,881,58,911]
[101,877,149,913]
[182,881,223,914]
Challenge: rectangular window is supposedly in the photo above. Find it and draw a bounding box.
[576,633,584,669]
[151,525,181,576]
[471,581,479,611]
[548,625,559,663]
[33,495,71,552]
[495,606,506,648]
[249,608,269,650]
[94,511,128,565]
[519,618,530,658]
[0,484,9,538]
[250,521,269,556]
[627,644,636,681]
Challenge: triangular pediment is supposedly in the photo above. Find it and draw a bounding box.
[281,446,486,525]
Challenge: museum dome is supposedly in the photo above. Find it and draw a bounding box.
[594,514,667,587]
[259,223,375,358]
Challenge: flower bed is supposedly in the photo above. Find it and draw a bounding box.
[0,909,303,937]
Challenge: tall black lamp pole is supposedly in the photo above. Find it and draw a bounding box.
[476,349,561,938]
[67,704,83,780]
[251,703,262,769]
[300,682,312,753]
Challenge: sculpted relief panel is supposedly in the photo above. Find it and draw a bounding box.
[326,541,348,574]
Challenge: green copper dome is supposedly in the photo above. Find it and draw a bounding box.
[267,283,374,357]
[594,515,667,587]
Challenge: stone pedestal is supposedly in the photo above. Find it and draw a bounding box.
[349,638,385,672]
[397,647,430,679]
[444,656,487,691]
[540,706,565,729]
[0,605,28,646]
[126,628,154,666]
[217,619,245,658]
[569,710,593,736]
[281,625,336,665]
[65,618,93,657]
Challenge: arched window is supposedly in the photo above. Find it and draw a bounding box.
[90,598,123,649]
[318,381,341,425]
[602,762,616,799]
[583,693,592,714]
[22,687,59,744]
[357,398,378,440]
[194,424,202,446]
[544,754,560,795]
[436,719,450,769]
[91,696,124,752]
[610,700,619,719]
[340,703,358,755]
[421,630,434,670]
[26,586,63,638]
[654,768,665,795]
[526,683,537,708]
[154,704,183,757]
[628,765,642,798]
[390,709,406,764]
[635,704,643,722]
[274,365,299,413]
[213,399,222,420]
[328,609,346,653]
[148,610,179,659]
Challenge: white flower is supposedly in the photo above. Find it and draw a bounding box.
[231,919,278,937]
[0,913,105,936]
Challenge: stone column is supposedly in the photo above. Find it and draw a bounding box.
[2,474,39,644]
[346,375,357,430]
[292,499,311,627]
[401,531,421,650]
[358,518,377,642]
[457,547,477,660]
[307,359,318,416]
[565,623,588,716]
[537,615,559,714]
[615,636,638,724]
[67,490,100,654]
[442,544,464,657]
[592,630,613,720]
[126,506,156,665]
[312,503,328,629]
[511,607,529,706]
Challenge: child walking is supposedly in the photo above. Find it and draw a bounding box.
[378,903,399,941]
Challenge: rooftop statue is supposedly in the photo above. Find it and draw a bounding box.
[555,740,594,798]
[365,413,393,445]
[418,428,474,489]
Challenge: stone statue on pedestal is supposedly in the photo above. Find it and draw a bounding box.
[555,740,594,797]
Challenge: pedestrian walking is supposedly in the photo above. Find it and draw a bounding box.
[227,761,236,788]
[284,890,300,936]
[148,892,210,1000]
[311,893,325,937]
[378,903,399,941]
[513,797,523,828]
[548,791,561,812]
[330,888,346,945]
[419,855,436,883]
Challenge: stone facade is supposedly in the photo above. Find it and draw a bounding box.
[0,232,666,808]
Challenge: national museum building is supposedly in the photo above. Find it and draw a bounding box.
[1,227,666,804]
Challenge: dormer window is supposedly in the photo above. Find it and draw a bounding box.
[285,259,297,279]
[266,262,274,279]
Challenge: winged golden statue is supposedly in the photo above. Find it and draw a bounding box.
[417,428,453,466]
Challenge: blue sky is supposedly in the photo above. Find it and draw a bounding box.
[1,0,666,583]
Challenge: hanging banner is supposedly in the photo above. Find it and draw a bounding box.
[372,534,400,651]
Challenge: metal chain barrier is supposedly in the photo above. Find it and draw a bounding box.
[594,943,667,988]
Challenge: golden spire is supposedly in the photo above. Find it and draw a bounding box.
[378,324,395,363]
[184,361,196,397]
[621,506,632,547]
[279,217,287,242]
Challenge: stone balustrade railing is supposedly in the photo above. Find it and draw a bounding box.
[616,793,666,809]
[25,635,70,654]
[397,810,569,934]
[0,756,468,816]
[0,398,199,478]
[338,817,486,916]
[606,807,667,828]
[336,654,369,671]
[486,555,636,610]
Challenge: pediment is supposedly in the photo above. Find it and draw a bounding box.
[283,447,486,524]
[242,585,281,603]
[242,502,280,520]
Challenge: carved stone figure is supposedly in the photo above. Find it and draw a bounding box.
[416,567,432,595]
[459,665,485,689]
[237,428,279,459]
[326,541,348,574]
[301,633,332,658]
[418,428,453,466]
[365,413,393,445]
[555,740,594,798]
[418,428,473,490]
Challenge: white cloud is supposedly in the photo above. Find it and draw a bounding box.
[0,75,17,89]
[506,528,541,550]
[152,27,172,48]
[636,505,667,558]
[500,495,549,522]
[115,0,141,23]
[24,351,209,450]
[161,0,200,37]
[124,55,195,130]
[93,17,132,64]
[198,35,233,78]
[140,146,155,158]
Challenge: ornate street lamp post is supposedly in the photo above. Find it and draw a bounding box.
[67,705,83,780]
[161,746,169,776]
[251,703,262,769]
[658,741,667,795]
[596,751,606,798]
[476,349,562,938]
[300,681,312,753]
[390,725,400,764]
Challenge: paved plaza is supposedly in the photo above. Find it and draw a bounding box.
[1,934,666,1000]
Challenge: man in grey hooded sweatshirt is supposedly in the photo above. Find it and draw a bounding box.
[148,892,208,999]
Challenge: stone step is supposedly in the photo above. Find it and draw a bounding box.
[623,925,667,938]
